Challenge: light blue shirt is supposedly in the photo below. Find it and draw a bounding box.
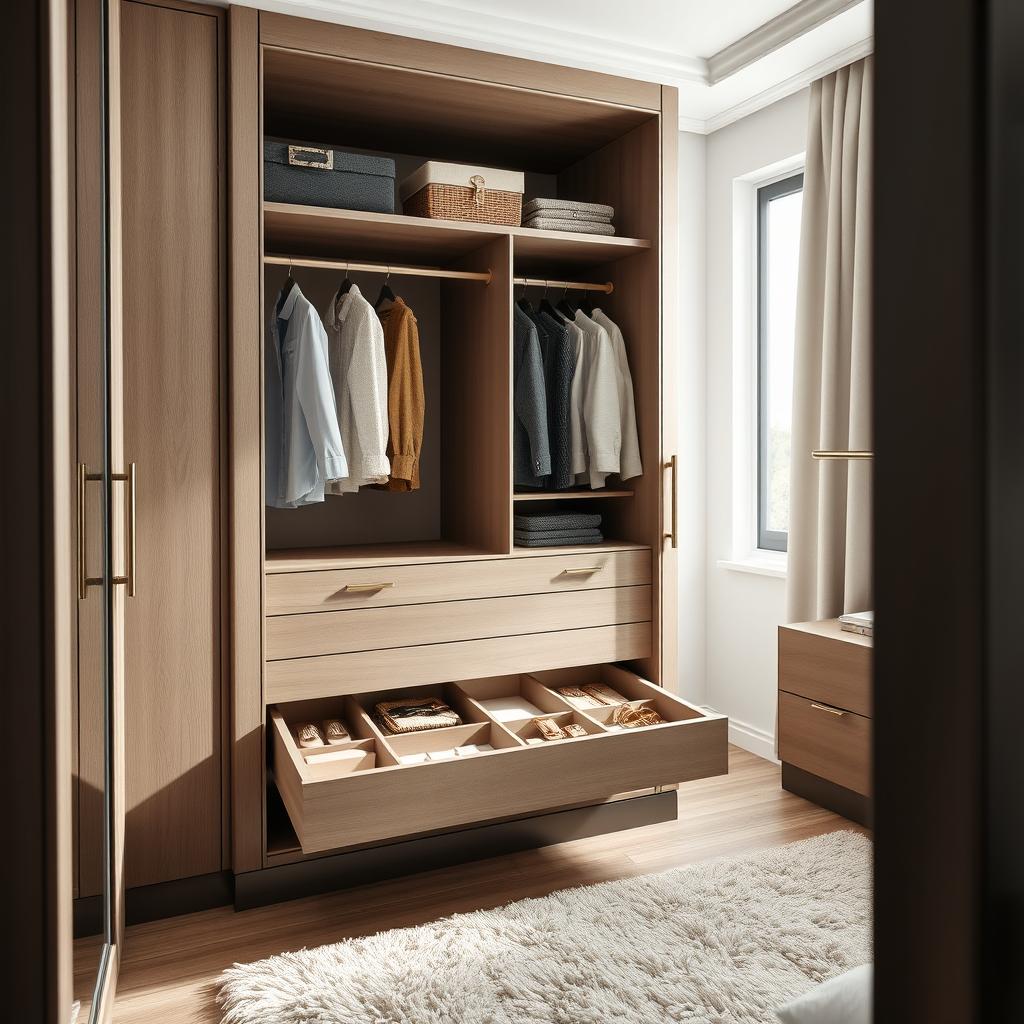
[265,282,348,508]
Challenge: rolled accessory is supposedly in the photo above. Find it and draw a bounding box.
[322,718,349,743]
[294,722,326,748]
[375,697,461,734]
[612,704,665,729]
[533,717,568,741]
[563,723,589,738]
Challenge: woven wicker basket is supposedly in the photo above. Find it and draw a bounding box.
[403,182,522,226]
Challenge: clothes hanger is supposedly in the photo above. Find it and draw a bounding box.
[374,265,396,310]
[556,282,577,320]
[515,278,532,311]
[338,260,353,297]
[278,259,296,314]
[538,279,561,321]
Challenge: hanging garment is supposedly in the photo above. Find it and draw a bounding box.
[513,304,551,487]
[523,305,574,490]
[378,296,425,491]
[591,309,642,481]
[573,310,621,489]
[265,281,348,508]
[324,283,390,493]
[558,314,587,483]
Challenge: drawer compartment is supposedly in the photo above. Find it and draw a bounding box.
[271,666,728,854]
[779,622,872,716]
[265,548,651,615]
[266,586,652,661]
[777,690,871,796]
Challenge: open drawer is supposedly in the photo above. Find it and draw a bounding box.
[270,665,728,854]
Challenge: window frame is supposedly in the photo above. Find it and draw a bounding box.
[756,171,804,553]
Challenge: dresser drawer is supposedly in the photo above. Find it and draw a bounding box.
[778,621,872,717]
[266,586,652,661]
[777,690,871,796]
[271,665,728,854]
[266,548,651,615]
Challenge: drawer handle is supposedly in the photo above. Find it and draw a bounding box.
[561,566,602,576]
[810,702,846,717]
[344,582,396,593]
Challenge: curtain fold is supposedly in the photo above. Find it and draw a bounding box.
[786,57,873,624]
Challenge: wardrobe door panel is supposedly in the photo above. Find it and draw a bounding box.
[120,0,223,888]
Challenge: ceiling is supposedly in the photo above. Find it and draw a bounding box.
[236,0,874,133]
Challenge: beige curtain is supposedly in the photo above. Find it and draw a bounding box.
[787,57,873,623]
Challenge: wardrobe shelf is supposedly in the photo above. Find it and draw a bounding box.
[263,203,651,268]
[513,490,634,501]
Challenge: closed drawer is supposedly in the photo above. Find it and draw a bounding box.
[271,665,728,853]
[778,622,872,717]
[266,586,652,661]
[266,548,651,615]
[265,622,652,703]
[777,690,871,796]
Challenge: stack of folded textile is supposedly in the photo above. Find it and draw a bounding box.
[521,198,615,236]
[513,510,604,547]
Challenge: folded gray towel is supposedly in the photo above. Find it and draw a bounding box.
[514,511,602,531]
[514,527,602,541]
[523,197,615,220]
[514,530,605,547]
[522,217,616,236]
[521,207,612,224]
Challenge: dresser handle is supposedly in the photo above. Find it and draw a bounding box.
[810,702,846,717]
[345,581,396,593]
[664,455,678,549]
[561,566,601,576]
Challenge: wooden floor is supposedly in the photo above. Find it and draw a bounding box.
[74,747,867,1023]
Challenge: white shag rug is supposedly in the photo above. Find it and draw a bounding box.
[219,831,871,1024]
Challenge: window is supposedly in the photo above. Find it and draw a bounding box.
[757,173,803,552]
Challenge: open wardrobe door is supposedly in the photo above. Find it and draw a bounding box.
[76,0,126,1018]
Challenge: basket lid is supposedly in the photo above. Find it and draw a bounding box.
[399,161,525,201]
[263,140,396,178]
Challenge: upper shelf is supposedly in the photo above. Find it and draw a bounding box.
[263,203,652,269]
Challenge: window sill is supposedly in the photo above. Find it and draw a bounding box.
[717,551,788,579]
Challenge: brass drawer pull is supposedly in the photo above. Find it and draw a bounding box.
[810,702,846,717]
[561,566,601,576]
[344,581,396,593]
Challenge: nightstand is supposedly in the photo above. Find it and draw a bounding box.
[778,619,872,826]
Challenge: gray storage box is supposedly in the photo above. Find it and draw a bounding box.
[263,141,396,213]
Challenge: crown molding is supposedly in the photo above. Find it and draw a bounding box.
[702,36,873,134]
[707,0,863,84]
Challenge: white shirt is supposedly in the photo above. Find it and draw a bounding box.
[574,310,621,488]
[265,282,348,508]
[324,284,390,494]
[592,309,642,481]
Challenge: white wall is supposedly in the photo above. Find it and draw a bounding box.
[682,88,809,759]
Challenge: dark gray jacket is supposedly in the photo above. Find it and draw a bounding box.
[513,305,550,487]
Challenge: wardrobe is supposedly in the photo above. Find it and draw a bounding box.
[72,0,728,921]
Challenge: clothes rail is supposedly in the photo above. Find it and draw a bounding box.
[514,276,614,294]
[265,254,492,284]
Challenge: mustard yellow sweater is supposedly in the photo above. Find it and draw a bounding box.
[378,298,424,491]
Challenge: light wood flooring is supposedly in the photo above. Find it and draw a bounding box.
[74,747,868,1023]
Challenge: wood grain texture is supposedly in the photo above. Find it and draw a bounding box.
[75,748,866,1024]
[779,620,873,717]
[778,691,871,797]
[266,623,653,704]
[258,12,661,111]
[266,549,651,615]
[227,3,264,874]
[120,0,223,889]
[266,587,652,661]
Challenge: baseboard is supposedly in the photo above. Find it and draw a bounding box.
[235,790,679,911]
[782,762,872,827]
[700,705,778,762]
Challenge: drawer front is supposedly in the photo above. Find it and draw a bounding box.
[266,549,651,615]
[272,667,728,854]
[778,625,872,717]
[266,586,652,661]
[265,622,653,703]
[778,690,871,796]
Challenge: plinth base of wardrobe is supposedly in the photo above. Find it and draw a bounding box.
[234,789,678,911]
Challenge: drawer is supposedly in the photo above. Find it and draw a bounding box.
[271,665,728,853]
[778,623,872,716]
[266,548,651,615]
[265,622,652,703]
[777,690,871,796]
[266,586,652,661]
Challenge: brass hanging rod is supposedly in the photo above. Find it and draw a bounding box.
[265,254,492,284]
[812,450,874,460]
[514,276,614,294]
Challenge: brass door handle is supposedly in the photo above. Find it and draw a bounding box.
[664,455,678,549]
[111,462,137,597]
[77,463,103,600]
[561,566,601,576]
[810,702,846,717]
[345,581,395,593]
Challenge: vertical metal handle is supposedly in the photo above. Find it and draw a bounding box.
[664,455,678,549]
[78,463,104,600]
[111,462,137,597]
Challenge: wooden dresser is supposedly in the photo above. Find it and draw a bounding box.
[778,619,872,825]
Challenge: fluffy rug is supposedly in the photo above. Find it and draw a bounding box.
[219,831,871,1024]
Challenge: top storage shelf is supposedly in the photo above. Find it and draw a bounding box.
[263,203,652,268]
